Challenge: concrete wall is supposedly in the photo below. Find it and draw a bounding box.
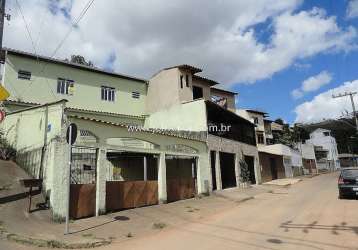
[207,135,261,188]
[192,78,211,100]
[144,99,208,132]
[4,53,147,116]
[146,68,181,114]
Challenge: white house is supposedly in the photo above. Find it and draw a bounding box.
[306,128,340,170]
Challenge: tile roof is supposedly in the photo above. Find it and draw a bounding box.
[3,48,148,83]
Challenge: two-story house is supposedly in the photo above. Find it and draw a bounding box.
[0,49,259,221]
[145,65,260,190]
[1,49,211,220]
[306,128,340,170]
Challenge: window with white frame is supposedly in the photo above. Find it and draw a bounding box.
[101,86,115,102]
[57,78,74,95]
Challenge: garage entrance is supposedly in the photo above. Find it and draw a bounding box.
[166,155,197,202]
[220,152,236,189]
[105,151,159,212]
[244,155,256,184]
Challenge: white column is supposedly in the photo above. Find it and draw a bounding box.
[158,152,167,203]
[144,156,148,181]
[234,153,241,187]
[96,147,106,216]
[215,151,222,190]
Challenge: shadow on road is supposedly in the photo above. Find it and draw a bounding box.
[280,220,358,235]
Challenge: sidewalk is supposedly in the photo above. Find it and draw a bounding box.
[0,161,294,249]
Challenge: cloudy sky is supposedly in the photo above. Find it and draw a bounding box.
[4,0,358,124]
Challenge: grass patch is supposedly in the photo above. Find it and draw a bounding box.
[82,233,94,238]
[152,222,167,230]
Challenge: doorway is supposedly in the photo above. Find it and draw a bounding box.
[270,158,278,180]
[210,151,217,190]
[193,86,203,100]
[220,152,236,189]
[244,155,256,184]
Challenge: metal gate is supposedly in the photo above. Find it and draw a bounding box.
[70,146,97,219]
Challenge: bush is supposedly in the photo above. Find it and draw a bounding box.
[239,159,250,183]
[0,131,16,160]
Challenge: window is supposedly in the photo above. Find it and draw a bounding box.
[101,86,115,102]
[132,91,140,99]
[323,132,330,136]
[257,133,264,144]
[254,117,259,124]
[18,70,31,80]
[193,86,203,99]
[186,75,189,87]
[180,75,183,88]
[57,78,74,95]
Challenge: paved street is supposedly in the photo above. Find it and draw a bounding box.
[2,172,358,250]
[107,172,358,250]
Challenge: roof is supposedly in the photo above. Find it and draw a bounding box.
[210,87,238,95]
[5,99,147,120]
[192,75,219,86]
[163,64,202,74]
[66,107,146,120]
[3,48,148,83]
[264,119,273,123]
[6,99,67,115]
[246,109,268,115]
[68,114,207,142]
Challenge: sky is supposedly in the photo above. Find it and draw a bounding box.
[4,0,358,124]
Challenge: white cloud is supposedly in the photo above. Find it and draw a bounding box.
[291,71,332,99]
[4,1,357,85]
[347,0,358,18]
[302,71,332,92]
[294,80,358,123]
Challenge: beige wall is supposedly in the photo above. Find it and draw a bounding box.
[144,99,208,132]
[146,68,181,113]
[192,78,211,100]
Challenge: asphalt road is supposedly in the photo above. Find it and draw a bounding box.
[2,172,358,250]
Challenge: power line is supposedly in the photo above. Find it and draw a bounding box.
[49,0,95,59]
[332,91,358,134]
[14,0,38,56]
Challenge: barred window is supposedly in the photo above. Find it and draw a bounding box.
[132,91,140,99]
[18,70,31,80]
[101,86,115,102]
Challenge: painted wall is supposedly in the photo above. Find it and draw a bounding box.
[4,53,147,116]
[307,129,340,168]
[144,99,208,132]
[146,68,181,114]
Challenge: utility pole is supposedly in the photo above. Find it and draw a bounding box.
[0,0,10,50]
[332,91,358,134]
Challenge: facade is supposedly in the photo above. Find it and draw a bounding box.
[1,49,260,220]
[306,128,340,170]
[146,65,260,189]
[297,143,317,174]
[236,109,267,145]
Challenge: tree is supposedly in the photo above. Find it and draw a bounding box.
[66,55,94,67]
